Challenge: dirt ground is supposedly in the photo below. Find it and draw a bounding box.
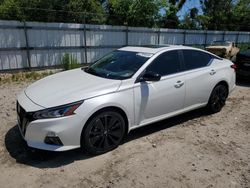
[0,80,249,188]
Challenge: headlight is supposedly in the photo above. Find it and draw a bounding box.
[33,100,83,119]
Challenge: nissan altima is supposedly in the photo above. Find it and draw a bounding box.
[17,45,236,154]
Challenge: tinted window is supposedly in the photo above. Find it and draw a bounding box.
[182,50,212,70]
[85,50,152,80]
[146,50,181,76]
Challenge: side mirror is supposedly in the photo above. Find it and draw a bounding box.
[140,71,161,82]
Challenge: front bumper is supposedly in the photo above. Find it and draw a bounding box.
[17,93,85,151]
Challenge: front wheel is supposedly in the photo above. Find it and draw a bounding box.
[207,84,228,114]
[82,110,126,155]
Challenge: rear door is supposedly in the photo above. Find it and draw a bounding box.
[180,49,215,108]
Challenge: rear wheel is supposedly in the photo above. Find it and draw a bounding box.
[207,84,228,113]
[82,110,126,155]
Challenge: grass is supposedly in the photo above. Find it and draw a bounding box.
[0,53,82,84]
[0,70,56,84]
[237,43,250,51]
[61,53,82,70]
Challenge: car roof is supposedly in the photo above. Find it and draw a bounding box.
[119,45,201,54]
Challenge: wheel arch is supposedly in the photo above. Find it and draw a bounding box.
[214,80,229,94]
[208,80,229,102]
[80,106,129,147]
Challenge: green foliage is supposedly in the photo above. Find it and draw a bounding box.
[199,0,250,31]
[179,8,200,30]
[0,0,105,23]
[161,0,187,28]
[67,0,106,24]
[106,0,162,27]
[0,0,249,31]
[237,43,250,51]
[61,53,81,70]
[0,71,56,83]
[232,0,250,31]
[200,0,234,30]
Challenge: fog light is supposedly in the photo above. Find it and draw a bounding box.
[44,132,63,146]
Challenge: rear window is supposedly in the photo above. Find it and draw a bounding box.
[182,50,213,70]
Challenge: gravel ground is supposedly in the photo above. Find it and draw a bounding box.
[0,80,249,188]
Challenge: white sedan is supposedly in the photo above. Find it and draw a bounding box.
[17,45,236,154]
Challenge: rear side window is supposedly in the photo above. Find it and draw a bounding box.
[182,50,212,70]
[146,50,181,76]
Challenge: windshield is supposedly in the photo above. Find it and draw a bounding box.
[212,41,231,46]
[84,50,152,80]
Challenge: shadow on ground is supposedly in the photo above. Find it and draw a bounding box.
[5,108,209,169]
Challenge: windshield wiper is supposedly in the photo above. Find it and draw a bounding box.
[84,67,100,76]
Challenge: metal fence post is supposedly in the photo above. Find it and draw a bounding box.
[204,30,208,48]
[157,28,160,44]
[83,13,88,64]
[125,25,128,46]
[23,21,31,69]
[222,30,226,41]
[236,31,240,45]
[183,30,186,45]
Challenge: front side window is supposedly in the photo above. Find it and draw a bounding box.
[85,50,152,80]
[146,50,181,76]
[182,50,212,70]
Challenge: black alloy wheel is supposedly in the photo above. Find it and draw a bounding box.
[207,84,228,113]
[82,110,126,155]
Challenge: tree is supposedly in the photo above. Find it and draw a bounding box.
[0,0,105,23]
[106,0,162,27]
[67,0,105,23]
[179,7,200,30]
[199,0,234,30]
[232,0,250,31]
[0,0,72,22]
[161,0,187,28]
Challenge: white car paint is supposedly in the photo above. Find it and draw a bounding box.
[25,68,122,108]
[17,45,236,151]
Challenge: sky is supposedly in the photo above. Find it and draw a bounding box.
[177,0,202,19]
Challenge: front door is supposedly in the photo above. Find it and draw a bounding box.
[133,50,186,125]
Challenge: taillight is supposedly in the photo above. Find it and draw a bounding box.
[230,64,237,71]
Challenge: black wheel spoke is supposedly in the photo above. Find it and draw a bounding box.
[95,119,104,131]
[97,136,105,148]
[109,129,122,138]
[109,117,119,127]
[90,130,102,137]
[85,111,125,154]
[90,135,101,146]
[208,85,228,113]
[103,136,109,149]
[109,122,121,131]
[108,134,118,144]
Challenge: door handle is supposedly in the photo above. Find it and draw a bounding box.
[174,80,184,88]
[210,69,216,75]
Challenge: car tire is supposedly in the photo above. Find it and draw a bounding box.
[207,84,228,114]
[82,110,126,155]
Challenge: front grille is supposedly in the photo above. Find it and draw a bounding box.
[17,102,34,136]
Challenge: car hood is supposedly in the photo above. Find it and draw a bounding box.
[25,68,122,108]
